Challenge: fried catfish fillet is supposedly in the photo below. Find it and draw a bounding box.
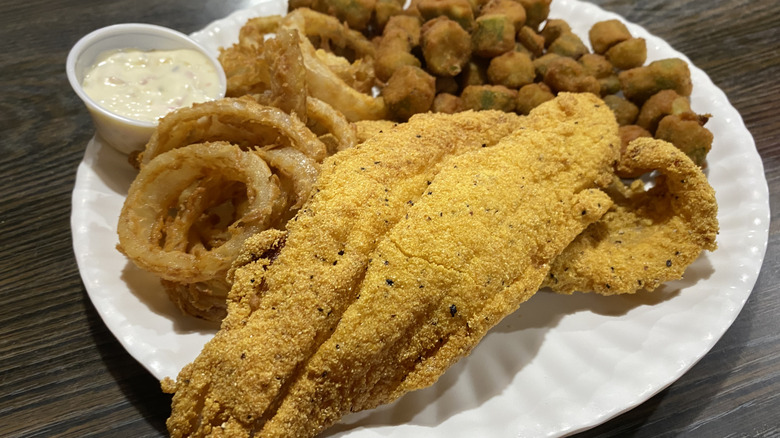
[544,136,718,295]
[164,109,524,437]
[164,93,620,437]
[258,94,621,437]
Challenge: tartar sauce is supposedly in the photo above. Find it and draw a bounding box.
[82,48,221,123]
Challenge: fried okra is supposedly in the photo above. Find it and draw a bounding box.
[312,0,376,31]
[655,113,713,166]
[457,59,489,87]
[606,37,647,70]
[421,16,473,76]
[517,0,552,30]
[636,89,693,134]
[384,65,437,121]
[487,51,535,88]
[517,25,545,56]
[472,14,515,57]
[431,92,464,113]
[373,0,406,31]
[544,56,600,94]
[417,0,475,30]
[579,53,614,79]
[619,58,693,104]
[375,15,423,82]
[588,19,631,54]
[533,53,562,79]
[515,82,554,115]
[603,94,639,126]
[548,31,589,59]
[540,18,571,48]
[481,0,526,29]
[461,84,517,111]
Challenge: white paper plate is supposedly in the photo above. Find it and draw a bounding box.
[71,0,770,436]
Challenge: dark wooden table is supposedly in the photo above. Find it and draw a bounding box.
[1,0,777,436]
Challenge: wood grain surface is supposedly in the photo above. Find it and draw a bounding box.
[0,0,777,436]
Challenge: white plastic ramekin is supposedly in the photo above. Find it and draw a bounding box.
[66,23,227,154]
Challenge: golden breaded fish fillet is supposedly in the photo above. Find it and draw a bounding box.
[164,109,525,437]
[544,137,718,295]
[258,93,621,437]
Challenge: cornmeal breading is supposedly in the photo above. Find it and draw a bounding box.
[544,136,718,294]
[259,93,620,436]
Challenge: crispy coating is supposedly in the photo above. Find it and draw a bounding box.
[471,14,515,57]
[517,0,551,30]
[249,93,620,436]
[606,37,647,70]
[544,137,718,295]
[655,113,714,166]
[383,65,437,121]
[164,109,525,438]
[353,119,398,143]
[461,84,517,112]
[603,94,639,126]
[481,0,526,29]
[588,19,631,55]
[619,58,693,104]
[543,56,601,95]
[548,31,589,59]
[487,51,535,89]
[515,82,554,115]
[165,93,620,437]
[421,16,472,76]
[432,92,465,113]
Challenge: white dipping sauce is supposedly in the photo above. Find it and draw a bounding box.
[82,49,221,123]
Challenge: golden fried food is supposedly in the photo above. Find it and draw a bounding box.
[547,31,589,59]
[256,94,619,436]
[163,93,621,437]
[303,97,358,153]
[164,108,527,437]
[118,142,283,288]
[655,113,714,166]
[515,82,554,115]
[461,84,517,111]
[636,89,694,134]
[543,56,601,94]
[517,0,551,30]
[588,19,631,55]
[139,97,327,167]
[603,94,639,126]
[605,37,647,70]
[618,58,693,104]
[471,14,515,57]
[487,50,535,88]
[375,15,422,82]
[353,119,397,143]
[545,136,718,295]
[220,8,385,122]
[383,65,436,121]
[420,16,472,76]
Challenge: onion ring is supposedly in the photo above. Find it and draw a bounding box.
[305,97,357,153]
[282,8,376,60]
[255,146,320,212]
[139,97,327,166]
[264,28,308,122]
[297,35,387,121]
[118,141,281,284]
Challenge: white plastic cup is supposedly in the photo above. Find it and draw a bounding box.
[66,23,227,154]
